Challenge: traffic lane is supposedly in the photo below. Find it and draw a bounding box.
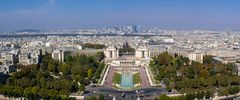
[85,87,166,97]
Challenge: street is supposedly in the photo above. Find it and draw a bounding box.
[84,86,166,100]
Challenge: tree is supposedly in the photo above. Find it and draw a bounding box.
[199,77,208,87]
[73,75,81,82]
[40,78,47,88]
[203,55,214,64]
[0,53,106,99]
[99,94,104,100]
[173,55,189,67]
[71,67,82,76]
[199,69,209,78]
[226,63,237,73]
[48,59,58,73]
[157,94,169,100]
[149,52,240,96]
[41,53,51,71]
[205,91,213,99]
[60,63,71,76]
[79,84,85,92]
[205,77,216,87]
[94,63,105,80]
[87,69,93,78]
[187,67,196,79]
[196,92,204,99]
[157,52,173,66]
[166,85,172,92]
[96,52,105,61]
[186,93,195,100]
[24,87,33,99]
[82,43,105,49]
[48,89,58,99]
[216,75,229,87]
[86,96,97,100]
[214,63,225,73]
[228,87,240,95]
[218,89,229,96]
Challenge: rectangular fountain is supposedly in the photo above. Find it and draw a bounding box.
[120,73,134,88]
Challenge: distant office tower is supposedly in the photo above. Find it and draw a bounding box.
[136,25,141,33]
[227,28,235,43]
[126,25,133,34]
[132,25,137,33]
[51,50,64,62]
[127,25,140,33]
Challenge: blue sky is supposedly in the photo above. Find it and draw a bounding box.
[0,0,240,32]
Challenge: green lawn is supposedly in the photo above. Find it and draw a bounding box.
[113,72,122,84]
[133,73,141,84]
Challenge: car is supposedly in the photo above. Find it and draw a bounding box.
[121,93,125,97]
[91,91,96,93]
[140,90,145,93]
[135,90,139,93]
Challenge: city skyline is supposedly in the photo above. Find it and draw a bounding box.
[0,0,240,32]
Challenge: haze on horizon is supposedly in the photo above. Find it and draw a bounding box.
[0,0,240,32]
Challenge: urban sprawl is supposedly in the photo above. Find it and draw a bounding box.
[1,25,240,100]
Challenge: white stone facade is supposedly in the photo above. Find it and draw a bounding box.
[188,52,204,63]
[52,50,64,62]
[135,45,149,59]
[104,46,119,59]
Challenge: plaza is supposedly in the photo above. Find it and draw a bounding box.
[100,45,154,90]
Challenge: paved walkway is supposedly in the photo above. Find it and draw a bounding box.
[139,66,150,88]
[104,66,115,87]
